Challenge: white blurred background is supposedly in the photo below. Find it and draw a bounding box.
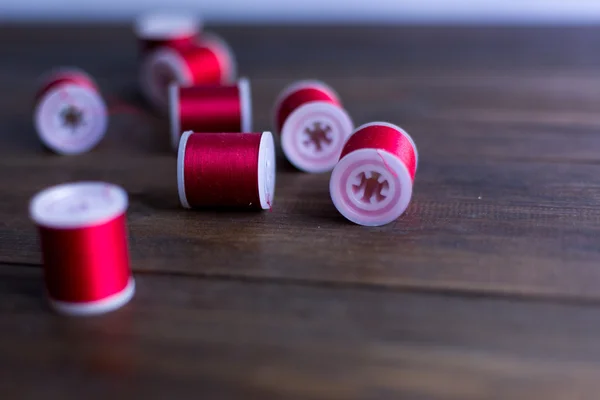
[3,0,600,23]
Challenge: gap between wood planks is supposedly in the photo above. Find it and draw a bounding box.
[4,260,600,308]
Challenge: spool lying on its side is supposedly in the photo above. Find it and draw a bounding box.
[169,78,252,150]
[330,122,418,227]
[272,80,353,173]
[177,131,275,210]
[34,68,108,155]
[140,34,237,110]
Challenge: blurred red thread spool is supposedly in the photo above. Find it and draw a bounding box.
[273,80,353,173]
[134,12,202,55]
[140,34,236,110]
[168,78,252,150]
[177,131,276,210]
[34,68,108,155]
[29,182,135,316]
[329,122,419,227]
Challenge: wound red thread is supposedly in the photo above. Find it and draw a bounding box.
[173,35,235,85]
[34,68,108,155]
[272,81,354,173]
[274,83,340,134]
[181,45,226,83]
[179,84,240,129]
[178,132,274,210]
[39,215,131,303]
[141,35,236,110]
[30,182,135,315]
[35,69,97,104]
[329,122,419,227]
[170,79,251,149]
[340,124,417,181]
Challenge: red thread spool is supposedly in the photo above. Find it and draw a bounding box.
[168,78,252,150]
[30,182,135,316]
[34,68,108,155]
[273,80,353,173]
[177,131,276,210]
[134,12,202,55]
[330,122,419,227]
[140,34,236,110]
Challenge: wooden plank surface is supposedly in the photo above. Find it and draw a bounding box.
[4,263,600,400]
[2,24,600,398]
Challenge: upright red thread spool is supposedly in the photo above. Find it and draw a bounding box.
[273,80,353,173]
[34,68,108,155]
[140,34,236,110]
[134,12,202,55]
[329,122,419,227]
[177,131,276,210]
[169,78,252,150]
[30,182,135,316]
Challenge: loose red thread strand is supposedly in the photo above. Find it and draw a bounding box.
[39,214,130,303]
[376,150,399,178]
[104,96,147,116]
[53,87,153,144]
[183,133,263,209]
[58,89,148,119]
[265,190,272,212]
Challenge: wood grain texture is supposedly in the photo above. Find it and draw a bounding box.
[2,24,600,398]
[4,263,600,400]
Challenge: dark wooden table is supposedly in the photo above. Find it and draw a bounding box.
[3,23,600,399]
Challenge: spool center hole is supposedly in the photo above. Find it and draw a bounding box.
[61,106,84,132]
[303,121,332,152]
[352,171,389,204]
